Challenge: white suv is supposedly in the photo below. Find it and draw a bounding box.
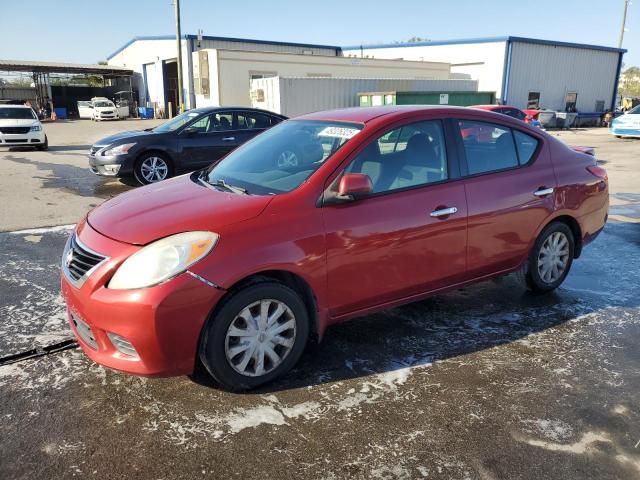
[0,105,47,150]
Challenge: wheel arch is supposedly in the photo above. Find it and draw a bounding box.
[538,214,583,258]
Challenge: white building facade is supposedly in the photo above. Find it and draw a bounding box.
[344,36,626,112]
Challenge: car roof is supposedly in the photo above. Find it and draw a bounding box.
[296,105,474,124]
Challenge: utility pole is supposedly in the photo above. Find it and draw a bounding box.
[174,0,184,113]
[619,0,631,49]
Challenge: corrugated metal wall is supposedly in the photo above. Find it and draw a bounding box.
[250,77,478,117]
[0,87,36,102]
[507,42,620,111]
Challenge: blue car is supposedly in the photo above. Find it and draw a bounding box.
[611,105,640,138]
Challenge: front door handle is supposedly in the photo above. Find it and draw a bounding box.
[534,187,554,197]
[430,207,458,218]
[222,136,236,141]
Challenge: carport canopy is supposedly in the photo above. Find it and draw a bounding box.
[0,59,132,76]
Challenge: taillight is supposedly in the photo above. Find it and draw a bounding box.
[587,165,608,181]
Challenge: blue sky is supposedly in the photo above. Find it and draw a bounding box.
[0,0,637,67]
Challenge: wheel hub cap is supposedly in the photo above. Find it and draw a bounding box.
[224,299,296,377]
[537,231,570,284]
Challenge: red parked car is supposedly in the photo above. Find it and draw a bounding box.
[61,106,608,390]
[471,104,531,122]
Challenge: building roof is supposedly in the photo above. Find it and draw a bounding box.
[0,59,133,75]
[106,34,342,60]
[343,36,627,54]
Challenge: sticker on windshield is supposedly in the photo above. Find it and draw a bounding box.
[318,126,360,139]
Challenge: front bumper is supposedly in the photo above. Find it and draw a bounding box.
[94,113,118,120]
[0,130,46,146]
[610,126,640,137]
[88,149,135,177]
[60,221,225,376]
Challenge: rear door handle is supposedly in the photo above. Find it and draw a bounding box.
[534,187,554,197]
[222,136,236,141]
[430,207,458,218]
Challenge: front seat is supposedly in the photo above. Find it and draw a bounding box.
[388,134,440,189]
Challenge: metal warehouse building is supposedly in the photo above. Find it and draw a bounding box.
[344,36,626,113]
[107,35,342,114]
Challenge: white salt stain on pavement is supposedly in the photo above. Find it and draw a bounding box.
[8,224,75,235]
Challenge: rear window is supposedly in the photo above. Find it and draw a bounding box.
[0,108,36,120]
[513,130,539,164]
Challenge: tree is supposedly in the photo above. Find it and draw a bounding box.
[619,66,640,97]
[394,36,430,44]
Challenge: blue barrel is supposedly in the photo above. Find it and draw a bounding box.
[138,107,154,119]
[54,107,67,119]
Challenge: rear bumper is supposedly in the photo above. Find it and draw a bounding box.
[60,222,225,376]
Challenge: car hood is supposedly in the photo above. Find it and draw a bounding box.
[87,174,273,245]
[0,119,39,127]
[94,130,158,146]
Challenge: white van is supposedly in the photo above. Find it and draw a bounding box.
[0,105,47,150]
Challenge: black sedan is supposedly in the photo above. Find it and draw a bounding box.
[88,107,287,184]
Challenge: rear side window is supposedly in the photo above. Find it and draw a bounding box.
[513,130,539,164]
[459,120,519,174]
[237,112,274,130]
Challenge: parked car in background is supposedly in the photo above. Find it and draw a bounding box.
[0,104,48,150]
[77,101,93,119]
[90,97,120,121]
[63,106,609,390]
[610,104,640,138]
[88,107,287,184]
[471,104,542,126]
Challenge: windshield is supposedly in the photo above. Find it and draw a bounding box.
[94,101,113,108]
[202,120,363,195]
[627,105,640,114]
[153,110,202,133]
[0,108,36,120]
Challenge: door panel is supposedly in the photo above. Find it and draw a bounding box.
[324,184,468,317]
[458,121,556,278]
[178,112,236,168]
[323,119,467,318]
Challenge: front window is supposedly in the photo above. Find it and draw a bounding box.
[0,108,37,120]
[202,120,363,195]
[152,110,202,133]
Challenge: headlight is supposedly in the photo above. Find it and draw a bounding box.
[103,142,136,156]
[108,231,218,290]
[30,125,42,132]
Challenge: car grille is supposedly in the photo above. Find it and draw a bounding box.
[71,312,98,350]
[4,139,28,143]
[101,111,114,115]
[0,127,30,134]
[63,234,107,287]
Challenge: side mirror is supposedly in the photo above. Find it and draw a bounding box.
[336,173,373,201]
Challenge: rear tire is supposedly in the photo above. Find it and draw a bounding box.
[523,222,575,293]
[199,281,309,391]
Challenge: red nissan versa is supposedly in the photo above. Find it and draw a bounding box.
[60,106,608,390]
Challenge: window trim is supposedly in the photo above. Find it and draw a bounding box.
[321,118,460,205]
[453,118,544,179]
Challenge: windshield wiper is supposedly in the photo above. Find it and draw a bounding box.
[198,174,248,195]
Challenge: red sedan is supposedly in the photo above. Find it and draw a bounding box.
[471,104,531,122]
[61,106,608,390]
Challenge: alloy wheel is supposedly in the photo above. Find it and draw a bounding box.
[140,156,169,183]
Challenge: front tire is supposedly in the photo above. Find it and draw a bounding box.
[134,152,173,185]
[524,222,574,293]
[199,281,309,391]
[37,135,48,151]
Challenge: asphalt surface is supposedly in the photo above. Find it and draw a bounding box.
[0,122,639,479]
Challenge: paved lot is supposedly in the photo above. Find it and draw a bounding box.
[0,122,639,479]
